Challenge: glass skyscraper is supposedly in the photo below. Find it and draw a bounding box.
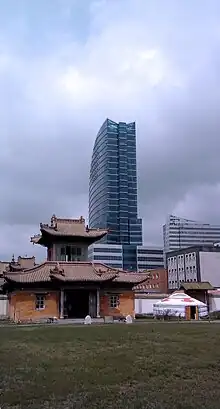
[89,118,142,271]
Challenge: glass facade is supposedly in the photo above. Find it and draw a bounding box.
[89,119,142,270]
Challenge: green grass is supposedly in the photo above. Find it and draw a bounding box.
[0,323,220,409]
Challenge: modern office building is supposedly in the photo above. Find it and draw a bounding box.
[163,215,220,253]
[88,244,123,269]
[89,118,143,271]
[166,245,220,290]
[88,244,164,271]
[136,246,164,271]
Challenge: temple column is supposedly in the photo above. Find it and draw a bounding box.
[60,289,64,319]
[97,289,100,318]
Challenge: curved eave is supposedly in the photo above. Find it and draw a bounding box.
[32,230,107,245]
[3,276,17,283]
[30,235,46,246]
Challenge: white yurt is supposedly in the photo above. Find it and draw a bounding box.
[153,292,208,320]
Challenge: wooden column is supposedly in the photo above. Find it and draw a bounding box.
[97,289,100,318]
[60,289,64,319]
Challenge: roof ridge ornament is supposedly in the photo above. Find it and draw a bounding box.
[52,262,65,276]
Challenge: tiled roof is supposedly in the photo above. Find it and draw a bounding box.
[17,256,36,269]
[3,261,148,285]
[0,262,9,288]
[31,215,107,243]
[134,271,151,290]
[115,272,150,284]
[135,293,168,299]
[180,282,213,291]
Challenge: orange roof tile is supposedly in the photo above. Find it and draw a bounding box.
[31,215,107,244]
[3,261,148,285]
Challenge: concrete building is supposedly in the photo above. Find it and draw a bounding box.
[166,245,220,290]
[163,215,220,253]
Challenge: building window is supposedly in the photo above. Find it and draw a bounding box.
[35,294,45,310]
[109,294,119,308]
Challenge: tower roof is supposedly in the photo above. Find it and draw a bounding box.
[30,215,108,246]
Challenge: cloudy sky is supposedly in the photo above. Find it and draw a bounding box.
[1,0,220,261]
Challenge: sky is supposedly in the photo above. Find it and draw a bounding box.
[1,0,220,261]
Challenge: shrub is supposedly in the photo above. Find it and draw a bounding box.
[135,313,154,320]
[209,311,220,320]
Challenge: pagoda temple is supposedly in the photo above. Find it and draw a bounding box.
[3,215,147,322]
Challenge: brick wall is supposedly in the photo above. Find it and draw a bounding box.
[144,268,168,293]
[9,291,59,322]
[100,291,134,318]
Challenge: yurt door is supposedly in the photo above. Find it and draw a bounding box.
[185,306,191,320]
[190,306,196,319]
[195,306,199,320]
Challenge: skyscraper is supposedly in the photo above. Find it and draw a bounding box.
[163,214,220,253]
[89,118,143,270]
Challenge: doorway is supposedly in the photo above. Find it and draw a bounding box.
[190,306,196,320]
[64,290,90,318]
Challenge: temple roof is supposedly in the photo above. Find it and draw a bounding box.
[1,257,36,289]
[180,282,213,291]
[0,262,9,288]
[9,256,36,272]
[3,261,148,286]
[31,215,107,246]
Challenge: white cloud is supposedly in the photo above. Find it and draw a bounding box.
[1,0,220,259]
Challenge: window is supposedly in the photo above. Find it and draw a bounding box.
[109,294,119,308]
[35,295,45,310]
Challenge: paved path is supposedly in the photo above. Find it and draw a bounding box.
[0,319,220,329]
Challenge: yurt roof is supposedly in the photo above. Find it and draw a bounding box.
[154,291,206,307]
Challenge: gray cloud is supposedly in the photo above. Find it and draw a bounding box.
[1,0,220,260]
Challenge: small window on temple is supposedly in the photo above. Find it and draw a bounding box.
[35,294,45,310]
[109,294,119,308]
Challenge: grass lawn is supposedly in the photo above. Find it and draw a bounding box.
[0,323,220,409]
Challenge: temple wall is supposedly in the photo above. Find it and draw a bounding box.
[8,289,135,321]
[9,291,59,322]
[100,291,135,318]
